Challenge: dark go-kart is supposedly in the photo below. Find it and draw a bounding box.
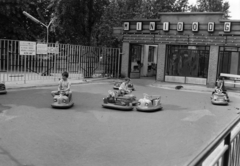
[51,91,74,108]
[211,90,229,105]
[113,81,135,91]
[0,82,7,94]
[136,94,162,112]
[102,90,137,111]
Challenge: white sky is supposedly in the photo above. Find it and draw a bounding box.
[188,0,240,19]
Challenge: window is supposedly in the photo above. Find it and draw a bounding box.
[165,45,210,78]
[218,47,240,76]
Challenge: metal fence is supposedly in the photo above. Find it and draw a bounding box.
[187,116,240,166]
[0,39,121,83]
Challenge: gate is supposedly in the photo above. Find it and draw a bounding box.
[0,39,121,83]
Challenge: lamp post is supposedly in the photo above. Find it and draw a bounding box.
[23,11,54,44]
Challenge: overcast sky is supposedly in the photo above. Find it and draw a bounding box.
[188,0,240,19]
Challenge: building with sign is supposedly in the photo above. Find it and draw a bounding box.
[113,12,240,87]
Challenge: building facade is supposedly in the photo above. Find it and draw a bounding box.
[113,12,240,87]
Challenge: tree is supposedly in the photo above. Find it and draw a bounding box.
[50,0,109,45]
[92,0,190,47]
[189,0,230,17]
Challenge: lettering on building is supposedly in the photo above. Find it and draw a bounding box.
[224,22,231,32]
[208,22,214,32]
[149,22,155,31]
[136,22,142,30]
[123,21,235,33]
[123,22,129,31]
[177,22,184,31]
[192,22,199,32]
[163,22,169,31]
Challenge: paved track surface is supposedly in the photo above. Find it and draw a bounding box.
[0,81,240,166]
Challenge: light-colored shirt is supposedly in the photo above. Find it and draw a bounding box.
[119,82,128,90]
[59,79,71,91]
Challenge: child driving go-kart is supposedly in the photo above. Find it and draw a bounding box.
[51,71,72,101]
[212,76,229,101]
[119,77,132,95]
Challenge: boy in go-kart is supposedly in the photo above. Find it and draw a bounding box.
[119,77,132,95]
[212,76,229,101]
[51,71,72,101]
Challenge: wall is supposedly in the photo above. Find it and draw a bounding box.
[207,46,219,87]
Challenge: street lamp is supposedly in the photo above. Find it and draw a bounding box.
[23,11,54,44]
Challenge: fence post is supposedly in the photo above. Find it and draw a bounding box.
[24,55,27,84]
[54,52,57,81]
[223,133,231,166]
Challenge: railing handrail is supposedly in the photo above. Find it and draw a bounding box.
[186,115,240,166]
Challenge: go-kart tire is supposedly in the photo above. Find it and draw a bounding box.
[211,100,228,105]
[102,103,133,111]
[51,102,74,109]
[113,87,119,90]
[0,90,7,94]
[136,105,162,112]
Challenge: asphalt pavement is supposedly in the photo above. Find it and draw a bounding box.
[0,78,240,166]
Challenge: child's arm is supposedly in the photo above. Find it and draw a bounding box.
[66,82,71,91]
[58,82,61,91]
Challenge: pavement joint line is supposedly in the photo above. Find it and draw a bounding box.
[5,78,115,91]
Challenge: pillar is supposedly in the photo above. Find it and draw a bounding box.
[121,42,130,77]
[142,45,149,76]
[156,44,166,81]
[207,45,219,87]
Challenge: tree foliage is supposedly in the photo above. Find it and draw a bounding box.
[0,0,53,41]
[189,0,230,17]
[50,0,109,45]
[0,0,231,47]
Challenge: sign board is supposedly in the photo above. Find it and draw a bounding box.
[19,41,36,55]
[208,22,215,32]
[136,22,142,30]
[163,22,169,31]
[177,22,184,31]
[123,22,130,31]
[37,43,48,54]
[48,46,59,54]
[192,22,199,32]
[224,22,231,32]
[149,22,155,31]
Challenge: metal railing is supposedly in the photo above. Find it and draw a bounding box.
[0,39,121,83]
[187,116,240,166]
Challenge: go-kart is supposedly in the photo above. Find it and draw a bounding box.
[102,90,138,111]
[113,81,135,91]
[136,94,162,112]
[51,91,74,108]
[0,82,7,94]
[211,90,229,105]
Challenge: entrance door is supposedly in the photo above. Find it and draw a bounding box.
[129,44,142,78]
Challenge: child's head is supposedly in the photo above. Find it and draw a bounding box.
[124,77,130,83]
[62,71,69,80]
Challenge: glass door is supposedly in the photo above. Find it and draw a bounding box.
[129,44,142,78]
